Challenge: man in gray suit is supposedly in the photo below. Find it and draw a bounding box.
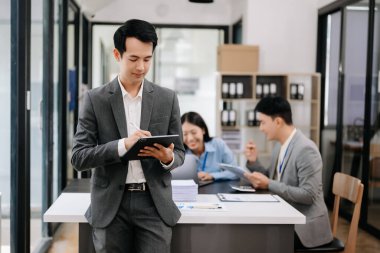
[71,19,185,252]
[243,96,333,248]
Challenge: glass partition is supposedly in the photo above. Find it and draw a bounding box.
[30,0,44,248]
[318,0,380,239]
[340,0,369,215]
[154,28,224,136]
[320,10,341,197]
[66,1,79,180]
[367,0,380,231]
[53,0,60,200]
[0,0,11,249]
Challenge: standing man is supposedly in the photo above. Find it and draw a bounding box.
[244,96,333,249]
[72,19,185,253]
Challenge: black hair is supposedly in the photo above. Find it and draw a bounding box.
[255,96,293,125]
[181,111,212,144]
[113,19,158,56]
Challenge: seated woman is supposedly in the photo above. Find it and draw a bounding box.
[181,111,238,182]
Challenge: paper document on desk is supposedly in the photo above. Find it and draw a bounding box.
[217,193,279,202]
[176,202,226,211]
[172,180,198,202]
[219,163,249,179]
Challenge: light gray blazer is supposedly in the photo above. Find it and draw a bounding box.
[246,130,333,247]
[71,77,185,228]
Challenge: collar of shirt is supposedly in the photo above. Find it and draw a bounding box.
[204,140,217,153]
[276,128,297,178]
[281,128,297,152]
[185,139,217,156]
[117,75,144,100]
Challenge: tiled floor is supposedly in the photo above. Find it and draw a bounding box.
[47,223,78,253]
[45,216,380,253]
[1,218,42,251]
[0,215,379,252]
[336,217,380,253]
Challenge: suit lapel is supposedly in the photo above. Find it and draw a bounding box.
[108,77,128,138]
[269,144,280,179]
[140,80,154,131]
[279,131,299,180]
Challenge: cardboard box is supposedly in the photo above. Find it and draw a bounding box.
[217,44,259,72]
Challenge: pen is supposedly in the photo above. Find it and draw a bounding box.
[191,204,222,209]
[176,203,222,210]
[129,121,141,131]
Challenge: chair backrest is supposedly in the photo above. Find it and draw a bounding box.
[370,143,380,179]
[370,157,380,179]
[331,173,364,253]
[370,143,380,158]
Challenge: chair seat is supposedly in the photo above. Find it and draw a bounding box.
[295,238,345,252]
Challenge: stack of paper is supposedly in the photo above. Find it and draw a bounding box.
[171,180,198,202]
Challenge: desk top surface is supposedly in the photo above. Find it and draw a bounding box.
[45,180,305,225]
[63,178,237,195]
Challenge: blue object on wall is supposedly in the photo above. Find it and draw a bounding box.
[69,69,77,111]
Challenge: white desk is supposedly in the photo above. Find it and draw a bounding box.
[44,192,305,253]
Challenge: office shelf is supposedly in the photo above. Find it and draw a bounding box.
[216,72,321,167]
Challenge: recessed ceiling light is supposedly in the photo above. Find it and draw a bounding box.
[189,0,214,3]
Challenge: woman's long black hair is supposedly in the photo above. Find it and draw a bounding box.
[181,111,212,148]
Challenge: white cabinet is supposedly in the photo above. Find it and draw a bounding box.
[216,72,321,167]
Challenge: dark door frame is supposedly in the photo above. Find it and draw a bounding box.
[10,0,31,251]
[58,0,81,192]
[317,0,378,239]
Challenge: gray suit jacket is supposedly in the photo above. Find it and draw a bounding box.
[71,77,185,228]
[247,130,333,247]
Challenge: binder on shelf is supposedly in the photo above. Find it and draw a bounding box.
[229,82,236,98]
[263,83,270,97]
[256,83,262,99]
[222,82,229,98]
[221,75,253,99]
[236,82,244,98]
[297,83,304,100]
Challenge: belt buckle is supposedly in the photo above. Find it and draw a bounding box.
[128,183,145,191]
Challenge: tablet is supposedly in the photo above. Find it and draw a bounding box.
[121,135,180,161]
[219,163,249,179]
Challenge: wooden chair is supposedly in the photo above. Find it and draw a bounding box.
[295,172,364,253]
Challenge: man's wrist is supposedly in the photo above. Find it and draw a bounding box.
[161,154,175,168]
[118,139,128,157]
[247,159,256,166]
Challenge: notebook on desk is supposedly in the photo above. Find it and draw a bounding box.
[171,154,214,187]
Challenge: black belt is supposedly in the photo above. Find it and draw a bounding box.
[126,183,148,192]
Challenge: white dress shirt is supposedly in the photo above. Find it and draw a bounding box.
[117,76,146,184]
[275,128,297,181]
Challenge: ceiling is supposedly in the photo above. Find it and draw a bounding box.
[76,0,235,24]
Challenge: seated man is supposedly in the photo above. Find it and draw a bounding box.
[243,96,333,248]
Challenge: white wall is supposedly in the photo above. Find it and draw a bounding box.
[89,0,328,74]
[230,0,247,24]
[243,0,319,73]
[92,25,119,87]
